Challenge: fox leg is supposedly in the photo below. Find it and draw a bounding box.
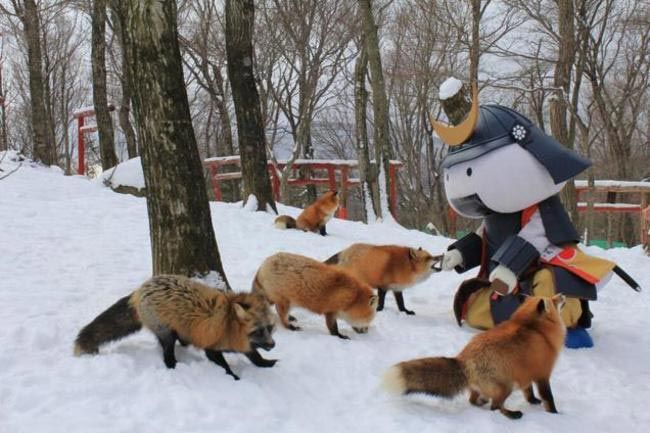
[205,349,240,380]
[536,379,558,413]
[319,225,327,236]
[172,331,189,347]
[154,328,177,369]
[245,348,278,368]
[488,385,522,419]
[469,390,488,406]
[325,312,349,340]
[276,302,300,331]
[393,291,415,315]
[523,385,541,405]
[377,288,387,311]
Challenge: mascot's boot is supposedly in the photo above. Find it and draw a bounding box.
[565,327,594,349]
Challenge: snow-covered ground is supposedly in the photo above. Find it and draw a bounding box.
[1,153,649,433]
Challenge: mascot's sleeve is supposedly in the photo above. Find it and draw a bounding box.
[491,196,582,293]
[446,224,484,273]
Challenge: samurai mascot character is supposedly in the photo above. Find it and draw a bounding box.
[433,84,640,348]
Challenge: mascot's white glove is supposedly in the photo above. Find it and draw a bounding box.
[489,265,518,295]
[441,249,464,271]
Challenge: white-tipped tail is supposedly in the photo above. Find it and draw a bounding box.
[381,365,407,395]
[274,221,288,229]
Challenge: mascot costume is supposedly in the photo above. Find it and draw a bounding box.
[433,84,640,348]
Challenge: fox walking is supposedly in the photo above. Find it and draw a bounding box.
[74,275,277,380]
[382,294,567,419]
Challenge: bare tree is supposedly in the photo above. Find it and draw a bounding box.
[258,0,356,202]
[225,0,276,212]
[90,0,118,169]
[1,0,52,164]
[0,36,7,151]
[359,0,393,218]
[118,0,231,281]
[107,0,138,159]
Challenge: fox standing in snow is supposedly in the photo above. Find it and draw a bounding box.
[382,294,566,419]
[325,243,441,315]
[274,190,339,235]
[74,275,277,380]
[252,252,378,339]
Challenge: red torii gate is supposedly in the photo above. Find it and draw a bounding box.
[203,156,402,219]
[72,105,115,175]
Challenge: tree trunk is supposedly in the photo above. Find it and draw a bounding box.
[92,0,118,169]
[440,82,473,124]
[22,0,51,164]
[469,0,481,86]
[360,0,393,218]
[60,61,71,175]
[121,0,231,282]
[111,1,139,159]
[225,0,277,213]
[550,0,578,223]
[0,63,7,151]
[211,66,235,156]
[354,40,380,222]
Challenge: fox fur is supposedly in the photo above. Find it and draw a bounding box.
[382,294,567,419]
[325,243,438,315]
[252,252,378,339]
[74,275,277,380]
[274,190,339,236]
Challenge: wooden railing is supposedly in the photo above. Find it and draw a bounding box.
[203,156,402,220]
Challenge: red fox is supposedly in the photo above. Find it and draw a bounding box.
[382,294,566,419]
[74,275,277,380]
[274,190,339,236]
[252,252,378,339]
[325,244,440,315]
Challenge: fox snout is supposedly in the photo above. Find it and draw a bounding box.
[253,339,275,351]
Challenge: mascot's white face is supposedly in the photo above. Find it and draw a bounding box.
[444,143,564,218]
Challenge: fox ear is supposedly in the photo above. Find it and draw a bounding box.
[369,295,379,309]
[552,293,566,309]
[234,303,249,321]
[536,299,546,314]
[409,248,418,260]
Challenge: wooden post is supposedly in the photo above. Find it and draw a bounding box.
[209,164,222,201]
[327,166,336,192]
[339,165,349,220]
[77,116,85,175]
[268,165,281,202]
[448,206,457,238]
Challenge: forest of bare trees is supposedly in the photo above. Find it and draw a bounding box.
[1,0,648,247]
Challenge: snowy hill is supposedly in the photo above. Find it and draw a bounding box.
[1,154,649,433]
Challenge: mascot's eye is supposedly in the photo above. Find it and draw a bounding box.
[466,167,473,177]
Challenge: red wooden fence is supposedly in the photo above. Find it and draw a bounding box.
[203,156,402,220]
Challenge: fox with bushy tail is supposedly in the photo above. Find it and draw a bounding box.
[382,294,567,419]
[274,190,339,235]
[74,275,277,380]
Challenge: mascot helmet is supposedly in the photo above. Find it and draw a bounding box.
[432,84,591,218]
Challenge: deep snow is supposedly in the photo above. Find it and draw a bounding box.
[1,153,649,433]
